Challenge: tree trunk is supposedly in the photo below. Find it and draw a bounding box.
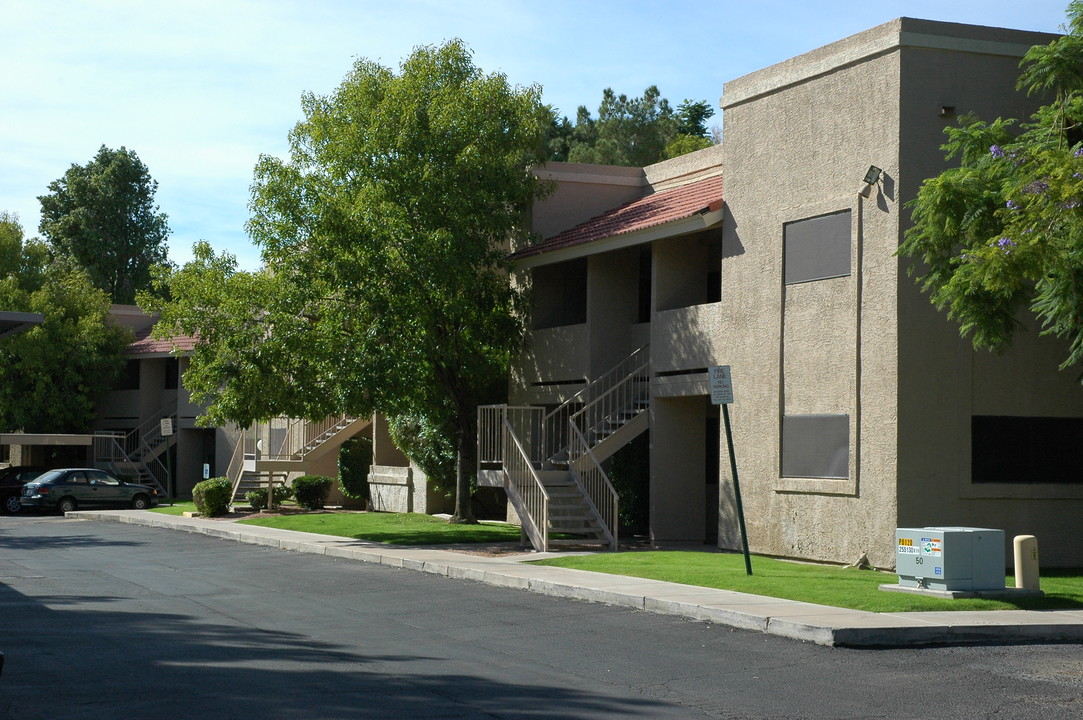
[449,419,477,524]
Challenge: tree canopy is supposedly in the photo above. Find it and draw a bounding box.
[899,2,1083,375]
[0,212,130,432]
[548,88,716,165]
[38,145,170,304]
[143,40,551,522]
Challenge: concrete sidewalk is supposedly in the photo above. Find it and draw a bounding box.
[72,510,1083,648]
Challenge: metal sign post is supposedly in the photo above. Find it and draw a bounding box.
[160,418,174,506]
[710,366,752,576]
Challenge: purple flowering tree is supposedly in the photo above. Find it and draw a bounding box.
[899,2,1083,371]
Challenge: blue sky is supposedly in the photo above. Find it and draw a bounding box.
[0,0,1072,270]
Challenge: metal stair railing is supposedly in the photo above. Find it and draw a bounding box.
[568,362,649,449]
[93,404,177,495]
[567,424,619,548]
[227,425,251,500]
[499,408,550,552]
[259,414,358,461]
[133,400,178,459]
[541,344,650,462]
[92,432,167,494]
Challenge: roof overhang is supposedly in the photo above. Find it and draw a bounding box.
[0,311,44,339]
[0,433,94,447]
[513,206,724,269]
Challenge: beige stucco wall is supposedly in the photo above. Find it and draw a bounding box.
[890,22,1083,565]
[530,163,645,241]
[511,18,1081,567]
[721,17,1078,568]
[720,21,904,568]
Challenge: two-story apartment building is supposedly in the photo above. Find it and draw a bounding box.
[495,18,1083,567]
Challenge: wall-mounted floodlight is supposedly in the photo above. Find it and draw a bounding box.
[858,165,882,198]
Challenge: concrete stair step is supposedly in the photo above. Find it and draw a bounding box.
[549,537,610,547]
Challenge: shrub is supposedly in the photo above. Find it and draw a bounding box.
[245,485,292,511]
[292,474,333,510]
[192,477,233,517]
[338,436,372,502]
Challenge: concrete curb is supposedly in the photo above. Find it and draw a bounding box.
[69,510,1083,648]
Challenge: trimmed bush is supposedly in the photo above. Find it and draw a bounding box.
[245,485,292,511]
[338,436,372,503]
[192,477,233,517]
[293,474,333,510]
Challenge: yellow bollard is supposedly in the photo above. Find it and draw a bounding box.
[1014,535,1040,590]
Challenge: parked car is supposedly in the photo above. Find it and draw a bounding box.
[21,469,159,513]
[0,466,47,514]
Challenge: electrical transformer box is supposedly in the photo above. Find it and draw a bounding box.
[895,527,1005,592]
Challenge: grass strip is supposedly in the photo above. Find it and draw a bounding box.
[532,551,1083,612]
[236,510,524,545]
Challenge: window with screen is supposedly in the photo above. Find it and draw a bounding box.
[781,414,849,478]
[784,211,851,285]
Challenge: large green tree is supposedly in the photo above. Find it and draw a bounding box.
[0,212,130,432]
[144,40,550,522]
[899,3,1083,374]
[567,86,677,166]
[39,145,170,304]
[549,89,716,165]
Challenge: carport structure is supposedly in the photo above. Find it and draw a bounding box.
[0,311,43,338]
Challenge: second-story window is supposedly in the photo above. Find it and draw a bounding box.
[164,358,179,390]
[531,258,587,329]
[115,360,140,390]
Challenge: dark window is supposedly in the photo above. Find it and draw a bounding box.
[972,416,1083,484]
[115,360,140,390]
[637,246,652,323]
[781,414,849,478]
[784,211,851,285]
[164,358,179,390]
[532,258,587,330]
[707,237,722,303]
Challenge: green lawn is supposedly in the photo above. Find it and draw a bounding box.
[531,551,1083,612]
[151,501,197,515]
[147,505,1083,613]
[237,511,525,545]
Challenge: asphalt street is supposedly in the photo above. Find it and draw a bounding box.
[1,516,1081,719]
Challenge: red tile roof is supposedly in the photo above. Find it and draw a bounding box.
[124,325,198,355]
[513,174,723,260]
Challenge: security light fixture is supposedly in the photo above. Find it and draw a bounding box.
[858,165,882,198]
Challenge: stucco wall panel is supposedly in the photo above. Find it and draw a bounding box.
[895,29,1083,566]
[721,38,902,568]
[652,303,723,374]
[510,324,589,405]
[782,277,853,414]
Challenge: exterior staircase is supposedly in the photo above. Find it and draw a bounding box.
[93,401,176,496]
[227,414,371,504]
[478,345,650,552]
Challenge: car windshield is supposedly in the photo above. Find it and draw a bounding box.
[33,470,65,484]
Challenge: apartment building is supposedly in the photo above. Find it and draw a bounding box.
[490,18,1083,567]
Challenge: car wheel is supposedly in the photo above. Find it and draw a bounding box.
[2,494,21,514]
[131,494,150,510]
[57,497,77,514]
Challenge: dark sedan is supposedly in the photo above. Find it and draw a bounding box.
[0,466,47,514]
[21,469,159,513]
